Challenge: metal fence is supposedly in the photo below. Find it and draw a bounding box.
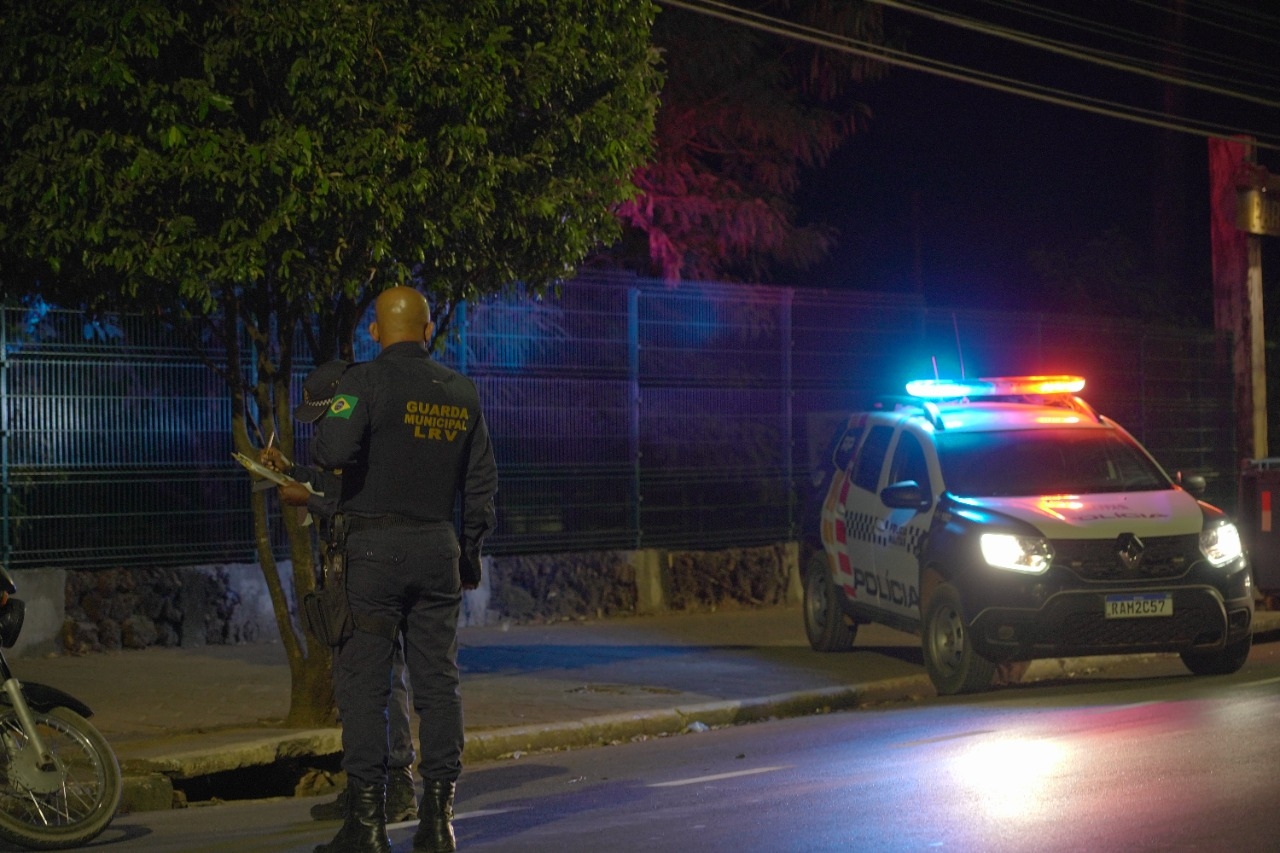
[0,274,1236,570]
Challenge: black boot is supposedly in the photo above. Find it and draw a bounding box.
[412,780,456,853]
[313,778,391,853]
[310,784,348,821]
[387,765,419,823]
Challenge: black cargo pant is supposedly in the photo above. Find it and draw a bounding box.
[388,638,415,770]
[335,520,462,787]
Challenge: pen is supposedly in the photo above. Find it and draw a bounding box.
[267,429,291,469]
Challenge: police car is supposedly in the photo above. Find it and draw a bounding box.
[803,375,1254,695]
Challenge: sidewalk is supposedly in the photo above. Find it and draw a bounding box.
[17,605,1280,813]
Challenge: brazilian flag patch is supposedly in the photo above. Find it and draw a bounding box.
[327,394,358,419]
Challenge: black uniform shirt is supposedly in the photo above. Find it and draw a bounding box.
[311,340,498,549]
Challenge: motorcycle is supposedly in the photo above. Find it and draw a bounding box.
[0,564,121,850]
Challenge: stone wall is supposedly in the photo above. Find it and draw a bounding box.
[485,543,801,624]
[62,568,185,653]
[58,563,291,655]
[667,543,796,610]
[30,543,800,656]
[488,551,637,622]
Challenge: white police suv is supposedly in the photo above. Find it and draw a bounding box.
[803,376,1254,695]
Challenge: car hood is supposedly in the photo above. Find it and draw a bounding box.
[954,490,1203,539]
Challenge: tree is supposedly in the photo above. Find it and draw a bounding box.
[1027,226,1203,324]
[0,0,660,725]
[601,0,888,282]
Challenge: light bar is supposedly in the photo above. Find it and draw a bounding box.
[905,379,996,398]
[906,375,1085,399]
[988,375,1086,395]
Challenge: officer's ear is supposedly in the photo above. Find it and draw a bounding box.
[424,321,435,345]
[368,320,380,344]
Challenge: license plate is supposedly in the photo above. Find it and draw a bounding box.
[1105,593,1173,619]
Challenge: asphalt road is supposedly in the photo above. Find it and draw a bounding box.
[69,641,1280,853]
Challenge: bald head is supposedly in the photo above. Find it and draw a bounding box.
[370,286,433,350]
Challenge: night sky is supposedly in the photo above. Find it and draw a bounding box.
[782,0,1280,323]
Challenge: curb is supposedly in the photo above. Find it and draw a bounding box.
[111,669,1051,813]
[115,610,1280,814]
[117,677,936,814]
[118,729,345,814]
[121,730,345,778]
[109,653,1259,813]
[459,674,935,764]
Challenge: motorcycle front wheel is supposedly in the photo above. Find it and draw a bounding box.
[0,705,122,850]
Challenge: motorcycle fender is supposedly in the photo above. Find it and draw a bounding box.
[3,681,94,718]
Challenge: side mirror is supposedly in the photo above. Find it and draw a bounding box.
[881,480,932,512]
[1177,471,1207,497]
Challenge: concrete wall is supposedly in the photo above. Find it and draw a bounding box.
[8,568,66,657]
[12,544,802,658]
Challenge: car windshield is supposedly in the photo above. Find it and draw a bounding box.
[936,427,1170,497]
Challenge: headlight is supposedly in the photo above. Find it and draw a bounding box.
[1201,522,1243,568]
[981,533,1052,573]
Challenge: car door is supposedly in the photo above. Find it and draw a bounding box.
[823,421,895,614]
[870,425,938,620]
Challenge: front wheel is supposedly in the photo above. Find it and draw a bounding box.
[0,705,122,850]
[1180,633,1252,676]
[803,553,856,652]
[922,583,996,695]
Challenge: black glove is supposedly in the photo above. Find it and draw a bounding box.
[459,547,482,590]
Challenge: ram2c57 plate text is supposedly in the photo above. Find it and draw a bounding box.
[1105,592,1173,619]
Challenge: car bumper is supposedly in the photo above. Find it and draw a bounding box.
[964,562,1254,661]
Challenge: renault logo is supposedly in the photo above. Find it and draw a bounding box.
[1116,533,1145,571]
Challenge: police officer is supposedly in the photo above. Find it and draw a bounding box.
[310,287,497,853]
[260,360,421,826]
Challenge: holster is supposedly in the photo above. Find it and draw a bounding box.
[302,514,400,644]
[302,514,353,647]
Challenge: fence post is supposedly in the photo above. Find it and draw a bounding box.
[628,286,642,550]
[0,310,8,566]
[781,289,795,539]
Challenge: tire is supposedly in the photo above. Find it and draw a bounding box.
[922,583,997,695]
[803,553,856,652]
[0,705,122,850]
[1180,632,1252,676]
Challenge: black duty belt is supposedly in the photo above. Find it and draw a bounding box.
[346,514,449,534]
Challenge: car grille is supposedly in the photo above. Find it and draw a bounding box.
[1056,605,1220,647]
[1050,534,1199,582]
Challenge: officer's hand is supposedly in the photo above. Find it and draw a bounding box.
[259,447,292,475]
[459,549,482,590]
[277,481,311,507]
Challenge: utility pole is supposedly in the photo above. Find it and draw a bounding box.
[1209,138,1278,462]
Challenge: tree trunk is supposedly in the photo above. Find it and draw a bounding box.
[233,406,336,727]
[245,463,338,727]
[288,637,337,728]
